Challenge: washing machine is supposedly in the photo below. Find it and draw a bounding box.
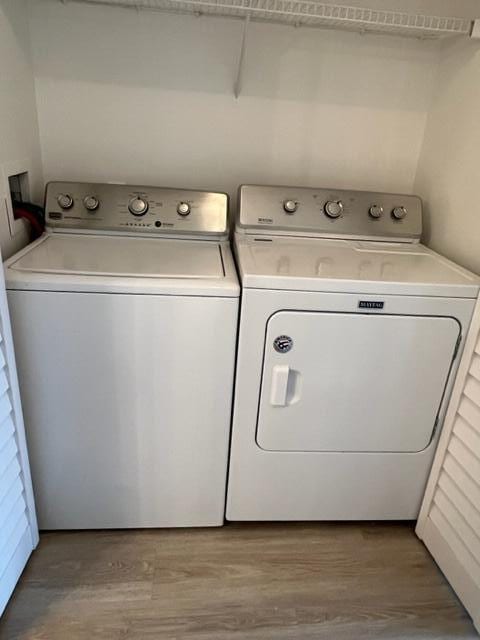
[226,184,480,521]
[5,181,239,529]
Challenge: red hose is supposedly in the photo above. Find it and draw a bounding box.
[13,207,44,239]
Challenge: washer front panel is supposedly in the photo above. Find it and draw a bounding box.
[8,290,239,529]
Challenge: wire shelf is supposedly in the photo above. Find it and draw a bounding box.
[70,0,473,39]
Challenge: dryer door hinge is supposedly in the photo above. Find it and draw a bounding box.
[453,333,462,362]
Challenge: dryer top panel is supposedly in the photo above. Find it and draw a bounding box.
[237,184,422,242]
[234,235,480,298]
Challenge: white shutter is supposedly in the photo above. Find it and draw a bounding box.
[417,298,480,633]
[0,260,38,615]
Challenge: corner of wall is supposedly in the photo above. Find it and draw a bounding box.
[0,0,44,261]
[413,38,480,276]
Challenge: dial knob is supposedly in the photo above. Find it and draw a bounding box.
[57,194,74,210]
[128,197,149,216]
[283,200,298,214]
[324,200,343,218]
[177,202,190,216]
[392,206,407,220]
[369,204,383,219]
[83,195,99,211]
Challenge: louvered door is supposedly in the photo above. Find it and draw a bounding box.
[417,298,480,633]
[0,261,38,615]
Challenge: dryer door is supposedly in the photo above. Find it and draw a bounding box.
[257,311,460,453]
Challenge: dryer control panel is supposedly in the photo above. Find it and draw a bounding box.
[238,185,422,242]
[45,182,229,238]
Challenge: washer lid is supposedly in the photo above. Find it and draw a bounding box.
[5,234,239,297]
[10,234,224,278]
[235,235,480,298]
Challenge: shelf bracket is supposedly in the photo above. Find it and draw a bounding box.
[471,19,480,40]
[234,15,250,99]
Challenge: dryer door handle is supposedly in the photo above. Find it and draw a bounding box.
[270,365,290,406]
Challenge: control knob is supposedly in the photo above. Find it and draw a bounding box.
[177,202,191,216]
[392,206,407,220]
[83,196,99,211]
[57,194,74,210]
[128,197,149,216]
[369,204,383,219]
[283,200,298,214]
[324,200,343,218]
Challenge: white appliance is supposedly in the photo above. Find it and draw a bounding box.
[226,184,480,521]
[4,181,239,529]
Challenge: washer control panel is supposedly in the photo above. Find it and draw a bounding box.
[238,185,422,241]
[46,182,228,237]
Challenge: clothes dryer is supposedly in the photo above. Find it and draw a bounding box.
[227,185,479,520]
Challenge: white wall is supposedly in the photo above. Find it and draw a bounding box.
[414,39,480,276]
[0,0,43,259]
[29,1,443,208]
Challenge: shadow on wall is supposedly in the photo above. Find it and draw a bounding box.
[28,0,443,202]
[414,37,480,275]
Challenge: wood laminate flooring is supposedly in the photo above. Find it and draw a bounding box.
[0,523,477,640]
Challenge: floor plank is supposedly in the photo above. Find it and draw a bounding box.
[0,523,477,639]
